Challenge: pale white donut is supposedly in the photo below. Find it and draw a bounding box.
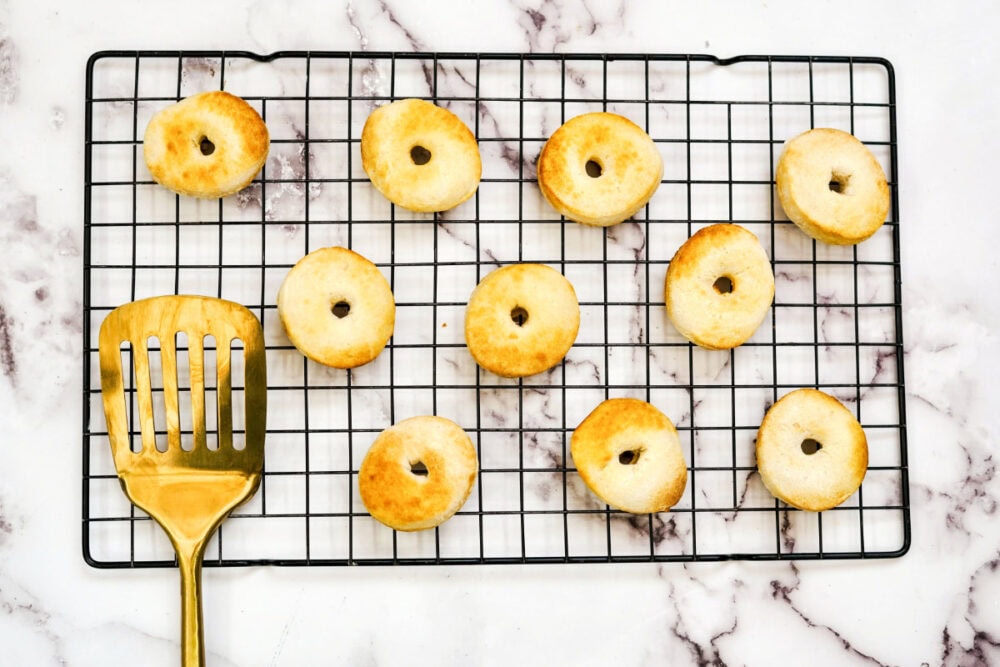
[143,91,269,198]
[464,263,580,378]
[571,398,687,514]
[756,388,868,512]
[277,246,394,369]
[776,127,890,245]
[537,112,663,226]
[361,98,481,212]
[665,223,774,350]
[359,416,478,532]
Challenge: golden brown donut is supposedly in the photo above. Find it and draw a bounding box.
[665,223,774,350]
[143,91,269,198]
[756,388,868,512]
[359,415,478,531]
[277,246,394,369]
[536,112,663,226]
[571,398,687,514]
[464,263,580,378]
[361,98,482,212]
[776,127,890,245]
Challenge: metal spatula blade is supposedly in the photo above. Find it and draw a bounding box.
[98,295,266,667]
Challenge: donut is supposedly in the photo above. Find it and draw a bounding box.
[143,91,269,198]
[571,398,687,514]
[277,246,394,369]
[361,98,481,212]
[665,223,774,350]
[776,127,890,245]
[756,388,868,511]
[536,112,663,227]
[464,263,580,378]
[359,415,478,531]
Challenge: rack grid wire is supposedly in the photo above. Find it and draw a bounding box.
[83,51,909,567]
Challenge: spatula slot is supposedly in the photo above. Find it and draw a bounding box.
[202,334,219,451]
[175,331,196,452]
[228,338,247,451]
[118,340,142,453]
[144,335,170,452]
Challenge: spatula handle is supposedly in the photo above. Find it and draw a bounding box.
[178,547,205,667]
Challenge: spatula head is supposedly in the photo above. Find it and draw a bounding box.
[98,296,268,662]
[98,295,267,478]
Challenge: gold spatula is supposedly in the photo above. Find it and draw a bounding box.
[99,295,267,667]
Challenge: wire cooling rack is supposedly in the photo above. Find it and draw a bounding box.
[83,51,908,567]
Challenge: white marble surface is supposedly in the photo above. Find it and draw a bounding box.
[1,1,999,665]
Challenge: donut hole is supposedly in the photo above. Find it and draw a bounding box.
[510,306,529,327]
[618,448,643,465]
[410,145,432,166]
[801,438,823,455]
[198,136,215,156]
[585,159,603,178]
[331,300,351,319]
[829,170,851,194]
[409,460,429,477]
[713,275,734,294]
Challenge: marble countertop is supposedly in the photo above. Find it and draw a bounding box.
[2,1,998,665]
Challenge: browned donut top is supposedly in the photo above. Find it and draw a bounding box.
[464,263,580,378]
[537,112,662,226]
[571,398,687,514]
[143,91,269,198]
[665,224,774,350]
[361,98,481,212]
[359,416,478,531]
[776,128,889,245]
[756,388,868,512]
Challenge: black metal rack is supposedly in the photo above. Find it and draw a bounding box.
[83,51,908,567]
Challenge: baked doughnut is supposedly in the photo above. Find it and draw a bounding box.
[665,223,774,350]
[571,398,687,514]
[361,98,481,212]
[277,246,394,369]
[756,388,868,511]
[536,112,663,226]
[776,127,890,245]
[464,263,580,378]
[143,91,269,198]
[359,415,478,531]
